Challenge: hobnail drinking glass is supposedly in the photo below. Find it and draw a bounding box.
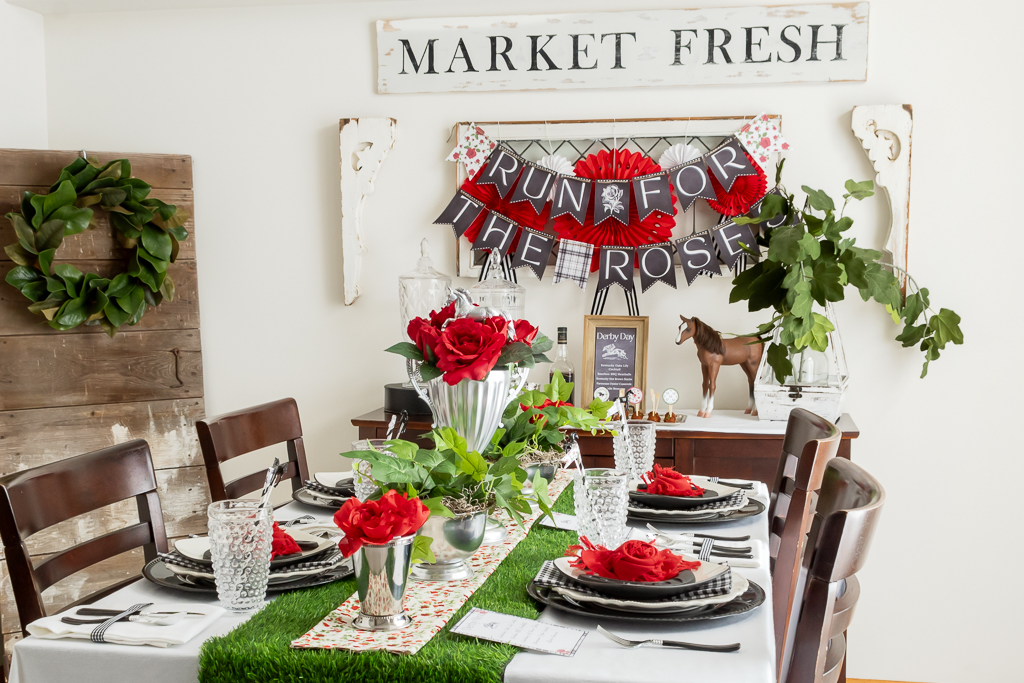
[574,468,629,548]
[351,439,396,502]
[207,500,273,612]
[612,420,657,481]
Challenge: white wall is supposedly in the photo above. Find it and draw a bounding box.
[0,1,46,148]
[31,0,1024,680]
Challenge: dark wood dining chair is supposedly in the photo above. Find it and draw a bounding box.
[0,440,168,648]
[196,397,310,502]
[767,408,841,677]
[782,457,885,683]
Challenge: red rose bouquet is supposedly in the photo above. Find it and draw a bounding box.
[642,465,706,497]
[333,489,430,557]
[567,537,699,582]
[388,294,552,386]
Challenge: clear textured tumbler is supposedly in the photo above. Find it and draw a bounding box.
[207,500,272,612]
[351,439,396,502]
[612,420,657,481]
[573,468,629,548]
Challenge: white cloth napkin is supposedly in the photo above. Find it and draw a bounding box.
[26,603,225,648]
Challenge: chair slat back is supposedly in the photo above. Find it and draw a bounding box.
[196,397,309,501]
[783,457,885,683]
[0,440,168,632]
[767,408,841,677]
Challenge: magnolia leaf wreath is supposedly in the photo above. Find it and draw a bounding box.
[3,157,189,336]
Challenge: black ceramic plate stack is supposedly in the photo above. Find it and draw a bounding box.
[626,476,766,524]
[292,475,356,509]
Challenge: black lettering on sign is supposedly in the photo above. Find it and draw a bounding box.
[488,36,516,71]
[571,34,598,70]
[476,145,525,198]
[508,162,555,214]
[777,25,802,63]
[631,173,674,220]
[706,137,758,192]
[600,32,637,69]
[433,191,485,238]
[713,221,758,270]
[528,35,560,70]
[471,211,519,256]
[675,233,722,285]
[671,29,699,66]
[670,158,717,211]
[445,38,478,73]
[705,28,733,64]
[550,177,592,225]
[399,38,438,74]
[638,242,677,292]
[809,24,846,61]
[744,26,772,63]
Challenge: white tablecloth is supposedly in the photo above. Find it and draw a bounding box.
[505,482,775,683]
[11,486,774,683]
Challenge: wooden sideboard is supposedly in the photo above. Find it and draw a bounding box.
[352,409,859,484]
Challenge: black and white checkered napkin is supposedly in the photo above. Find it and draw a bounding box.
[90,603,152,643]
[630,490,747,513]
[302,479,354,497]
[534,560,732,603]
[552,239,594,289]
[159,546,344,580]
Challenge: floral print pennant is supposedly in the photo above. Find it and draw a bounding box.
[736,112,789,170]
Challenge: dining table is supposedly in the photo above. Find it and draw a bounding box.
[9,479,776,683]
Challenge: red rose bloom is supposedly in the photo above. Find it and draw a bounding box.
[407,317,442,362]
[428,302,456,329]
[333,489,430,558]
[642,464,706,497]
[482,315,509,339]
[567,537,699,582]
[434,317,507,385]
[513,319,539,345]
[270,522,301,559]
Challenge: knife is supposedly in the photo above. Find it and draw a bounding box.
[75,608,205,617]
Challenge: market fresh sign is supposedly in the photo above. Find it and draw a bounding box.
[376,3,868,94]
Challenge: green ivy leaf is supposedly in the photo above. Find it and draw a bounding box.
[843,179,875,200]
[767,225,804,265]
[928,309,963,348]
[748,262,787,312]
[801,185,835,212]
[824,216,853,243]
[797,232,821,261]
[896,324,926,348]
[788,280,814,318]
[794,312,835,352]
[421,497,453,519]
[729,261,763,303]
[810,261,845,305]
[902,288,927,326]
[766,342,794,384]
[410,535,435,567]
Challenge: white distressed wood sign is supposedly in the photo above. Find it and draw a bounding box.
[376,3,868,94]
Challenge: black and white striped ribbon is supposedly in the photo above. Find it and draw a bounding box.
[90,603,152,643]
[698,538,715,562]
[590,286,640,316]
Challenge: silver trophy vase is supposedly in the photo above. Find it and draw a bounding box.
[409,511,488,582]
[351,535,416,631]
[408,362,528,453]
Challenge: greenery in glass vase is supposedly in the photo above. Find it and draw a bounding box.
[342,427,553,528]
[487,371,615,466]
[731,165,964,381]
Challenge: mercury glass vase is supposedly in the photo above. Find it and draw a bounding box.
[351,534,416,631]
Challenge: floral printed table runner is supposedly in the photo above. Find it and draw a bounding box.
[290,471,572,654]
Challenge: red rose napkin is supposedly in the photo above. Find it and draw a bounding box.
[642,464,706,497]
[567,537,699,582]
[333,489,430,557]
[271,522,301,559]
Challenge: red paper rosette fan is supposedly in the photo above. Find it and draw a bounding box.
[706,149,768,216]
[459,164,551,252]
[553,149,677,272]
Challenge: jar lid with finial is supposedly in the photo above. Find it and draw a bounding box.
[470,250,526,320]
[398,239,452,341]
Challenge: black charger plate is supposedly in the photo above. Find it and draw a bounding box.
[627,498,766,525]
[142,558,353,594]
[292,487,350,509]
[527,579,765,623]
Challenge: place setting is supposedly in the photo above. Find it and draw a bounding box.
[293,471,356,509]
[626,467,766,525]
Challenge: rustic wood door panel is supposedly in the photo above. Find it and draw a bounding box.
[0,148,207,643]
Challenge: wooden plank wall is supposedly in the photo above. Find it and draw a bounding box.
[0,149,210,646]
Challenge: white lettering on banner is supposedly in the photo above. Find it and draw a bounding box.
[558,180,586,211]
[481,214,515,251]
[488,152,521,185]
[641,247,672,278]
[377,4,868,93]
[719,228,746,256]
[603,250,631,280]
[636,177,661,209]
[673,165,708,197]
[519,232,546,266]
[708,145,744,178]
[683,239,713,269]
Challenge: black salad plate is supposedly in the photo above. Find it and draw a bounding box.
[628,485,734,511]
[527,579,765,624]
[142,558,353,595]
[292,487,350,509]
[627,498,766,525]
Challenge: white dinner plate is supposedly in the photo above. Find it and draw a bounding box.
[554,572,748,614]
[174,528,333,565]
[628,492,748,517]
[314,471,354,488]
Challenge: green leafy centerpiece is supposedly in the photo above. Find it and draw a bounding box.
[732,170,963,380]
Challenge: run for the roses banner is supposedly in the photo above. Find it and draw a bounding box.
[377,4,868,94]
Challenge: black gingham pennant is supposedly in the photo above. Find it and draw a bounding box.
[552,239,593,289]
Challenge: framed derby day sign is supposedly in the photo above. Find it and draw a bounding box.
[582,316,649,406]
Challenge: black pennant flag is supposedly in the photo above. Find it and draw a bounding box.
[713,221,758,270]
[476,145,525,198]
[597,245,635,292]
[508,162,555,214]
[747,186,789,230]
[631,173,674,220]
[433,191,485,238]
[637,242,677,292]
[669,158,718,211]
[550,176,592,225]
[471,211,519,256]
[675,233,722,285]
[510,227,555,280]
[594,180,631,226]
[705,137,759,193]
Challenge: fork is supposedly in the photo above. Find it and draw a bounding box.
[597,626,740,653]
[646,524,750,542]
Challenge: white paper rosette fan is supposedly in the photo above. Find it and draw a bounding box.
[537,154,575,201]
[658,143,703,169]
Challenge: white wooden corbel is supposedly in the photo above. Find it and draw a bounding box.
[340,117,397,305]
[851,104,913,295]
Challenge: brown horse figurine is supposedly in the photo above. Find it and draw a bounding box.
[676,316,764,418]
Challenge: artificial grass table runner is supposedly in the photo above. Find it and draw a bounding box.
[197,483,578,683]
